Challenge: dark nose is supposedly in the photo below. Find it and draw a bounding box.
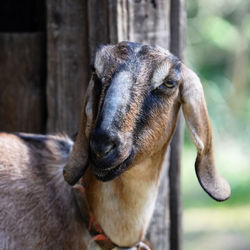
[90,129,119,159]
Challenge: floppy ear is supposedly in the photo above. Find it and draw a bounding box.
[180,64,231,201]
[63,75,95,185]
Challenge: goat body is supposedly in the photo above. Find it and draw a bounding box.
[0,42,230,249]
[0,133,91,250]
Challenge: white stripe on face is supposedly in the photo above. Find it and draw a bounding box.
[151,61,172,89]
[100,71,133,130]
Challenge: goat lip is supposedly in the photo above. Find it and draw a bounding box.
[90,148,135,182]
[89,143,131,169]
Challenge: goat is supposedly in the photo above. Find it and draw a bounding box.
[0,41,230,250]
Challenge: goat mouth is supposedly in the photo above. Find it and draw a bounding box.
[90,148,135,182]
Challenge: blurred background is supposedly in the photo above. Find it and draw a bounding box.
[182,0,250,249]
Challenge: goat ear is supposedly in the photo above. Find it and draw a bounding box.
[63,75,95,185]
[180,64,230,201]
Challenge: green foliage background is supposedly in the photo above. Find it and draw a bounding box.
[182,0,250,249]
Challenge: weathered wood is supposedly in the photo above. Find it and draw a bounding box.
[88,0,110,59]
[169,114,184,250]
[127,0,170,48]
[146,151,171,250]
[169,0,186,249]
[170,0,186,59]
[0,33,46,133]
[46,0,89,135]
[107,0,170,47]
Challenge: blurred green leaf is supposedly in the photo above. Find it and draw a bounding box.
[201,16,239,50]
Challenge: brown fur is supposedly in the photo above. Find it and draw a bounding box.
[0,133,94,250]
[0,42,230,249]
[65,42,230,247]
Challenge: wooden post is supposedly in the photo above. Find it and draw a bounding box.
[169,0,186,249]
[46,0,90,135]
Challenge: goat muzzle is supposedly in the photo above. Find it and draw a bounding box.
[90,128,119,160]
[89,129,135,181]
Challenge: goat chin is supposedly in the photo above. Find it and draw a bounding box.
[0,41,230,249]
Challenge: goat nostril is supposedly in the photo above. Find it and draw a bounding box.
[95,144,114,159]
[91,140,116,159]
[104,144,115,155]
[90,130,119,160]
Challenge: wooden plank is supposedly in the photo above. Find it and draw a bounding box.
[88,0,110,58]
[128,0,170,48]
[169,0,186,249]
[108,0,170,47]
[169,115,184,250]
[0,33,46,133]
[46,0,89,135]
[146,151,171,250]
[170,0,186,58]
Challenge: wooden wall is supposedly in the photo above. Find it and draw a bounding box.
[0,0,46,133]
[0,1,186,249]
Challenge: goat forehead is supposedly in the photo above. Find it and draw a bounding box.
[95,42,173,77]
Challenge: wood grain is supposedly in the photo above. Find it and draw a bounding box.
[46,0,90,135]
[169,0,186,249]
[0,33,46,133]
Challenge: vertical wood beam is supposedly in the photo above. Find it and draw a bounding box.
[88,0,110,59]
[169,0,186,249]
[46,0,89,135]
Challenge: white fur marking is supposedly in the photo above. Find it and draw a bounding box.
[152,61,171,89]
[101,71,133,129]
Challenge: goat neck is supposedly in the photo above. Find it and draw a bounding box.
[82,149,167,248]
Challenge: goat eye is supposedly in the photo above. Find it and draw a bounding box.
[156,79,177,91]
[163,79,176,88]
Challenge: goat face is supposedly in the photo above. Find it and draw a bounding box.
[88,42,181,181]
[64,41,230,202]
